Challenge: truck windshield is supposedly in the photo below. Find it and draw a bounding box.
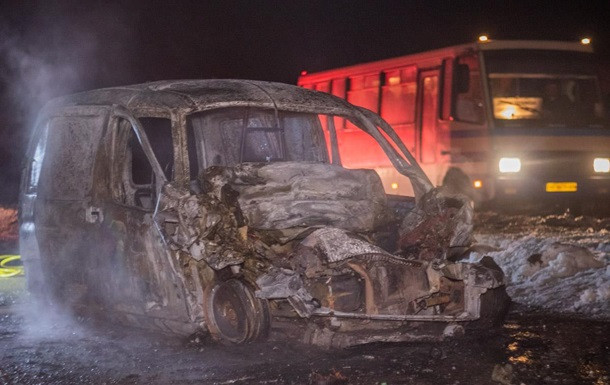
[484,50,607,127]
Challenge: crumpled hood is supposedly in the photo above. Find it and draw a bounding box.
[204,162,390,233]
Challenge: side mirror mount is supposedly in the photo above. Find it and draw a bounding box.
[455,63,470,94]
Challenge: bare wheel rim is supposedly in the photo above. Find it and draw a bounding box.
[241,280,271,341]
[206,280,250,344]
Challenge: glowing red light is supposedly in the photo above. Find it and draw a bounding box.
[300,70,308,76]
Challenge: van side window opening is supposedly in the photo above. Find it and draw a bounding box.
[187,108,329,172]
[128,130,154,186]
[186,121,200,181]
[455,55,485,124]
[139,118,174,180]
[114,117,173,210]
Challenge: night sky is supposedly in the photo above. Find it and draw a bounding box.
[1,0,609,204]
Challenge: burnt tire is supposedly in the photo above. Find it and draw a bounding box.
[466,286,511,331]
[203,279,270,345]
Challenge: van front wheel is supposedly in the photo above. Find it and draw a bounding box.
[203,279,270,344]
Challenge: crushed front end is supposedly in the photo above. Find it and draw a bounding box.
[156,160,509,348]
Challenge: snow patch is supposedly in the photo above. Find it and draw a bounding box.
[470,233,609,318]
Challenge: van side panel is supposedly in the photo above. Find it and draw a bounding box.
[28,110,107,304]
[38,115,106,200]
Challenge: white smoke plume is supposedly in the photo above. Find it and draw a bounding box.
[0,2,133,203]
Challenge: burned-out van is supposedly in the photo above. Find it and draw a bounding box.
[20,80,509,347]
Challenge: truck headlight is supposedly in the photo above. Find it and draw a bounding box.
[594,158,610,173]
[499,157,521,173]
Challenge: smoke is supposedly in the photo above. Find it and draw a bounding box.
[0,2,134,204]
[0,3,136,339]
[1,2,135,116]
[0,31,95,123]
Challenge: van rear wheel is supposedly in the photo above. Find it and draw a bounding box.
[204,279,270,344]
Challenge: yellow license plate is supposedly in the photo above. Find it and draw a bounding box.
[546,182,577,192]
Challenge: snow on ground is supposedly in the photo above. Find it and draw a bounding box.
[471,211,610,319]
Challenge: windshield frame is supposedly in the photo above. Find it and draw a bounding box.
[182,104,434,200]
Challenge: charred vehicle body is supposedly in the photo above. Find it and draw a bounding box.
[20,80,509,347]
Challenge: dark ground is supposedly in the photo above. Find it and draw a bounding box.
[0,301,608,385]
[0,208,608,385]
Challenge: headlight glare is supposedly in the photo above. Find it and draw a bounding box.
[593,158,610,173]
[499,157,521,173]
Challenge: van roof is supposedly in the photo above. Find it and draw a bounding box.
[47,79,356,116]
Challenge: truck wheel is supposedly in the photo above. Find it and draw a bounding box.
[204,279,270,344]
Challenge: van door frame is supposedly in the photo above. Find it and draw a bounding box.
[111,106,168,201]
[21,105,113,307]
[20,105,111,300]
[95,106,190,324]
